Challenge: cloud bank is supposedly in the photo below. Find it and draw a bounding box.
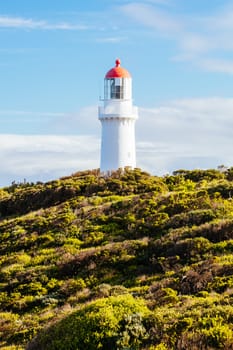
[136,98,233,174]
[1,98,233,186]
[0,135,100,186]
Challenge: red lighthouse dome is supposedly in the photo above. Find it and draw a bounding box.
[105,59,131,78]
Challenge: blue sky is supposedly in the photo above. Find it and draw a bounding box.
[1,0,233,186]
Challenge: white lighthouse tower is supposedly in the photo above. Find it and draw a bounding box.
[98,59,138,173]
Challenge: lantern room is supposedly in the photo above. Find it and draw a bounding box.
[104,59,132,100]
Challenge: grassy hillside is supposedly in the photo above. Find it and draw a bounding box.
[1,168,233,349]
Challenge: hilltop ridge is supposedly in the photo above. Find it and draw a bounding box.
[1,168,233,349]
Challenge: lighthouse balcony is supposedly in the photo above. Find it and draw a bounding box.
[98,102,138,120]
[98,106,138,120]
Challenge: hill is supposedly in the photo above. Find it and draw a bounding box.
[1,168,233,349]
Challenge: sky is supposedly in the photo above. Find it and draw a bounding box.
[1,0,233,186]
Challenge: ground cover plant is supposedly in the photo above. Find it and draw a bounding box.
[0,167,233,349]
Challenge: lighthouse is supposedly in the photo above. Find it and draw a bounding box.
[98,59,138,173]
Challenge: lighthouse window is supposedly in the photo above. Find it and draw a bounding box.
[110,78,124,99]
[105,78,130,100]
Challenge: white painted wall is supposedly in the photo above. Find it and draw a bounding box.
[99,117,137,172]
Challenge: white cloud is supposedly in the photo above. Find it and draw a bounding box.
[121,3,182,34]
[0,15,88,30]
[204,3,233,31]
[138,98,233,142]
[0,135,100,185]
[0,110,65,117]
[0,107,100,135]
[136,98,233,174]
[1,98,233,186]
[198,58,233,74]
[51,106,99,135]
[120,1,233,74]
[146,0,171,4]
[96,37,126,43]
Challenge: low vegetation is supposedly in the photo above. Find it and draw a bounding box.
[0,167,233,349]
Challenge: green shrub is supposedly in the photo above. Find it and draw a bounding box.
[116,313,148,349]
[27,295,150,350]
[201,323,233,348]
[60,278,86,296]
[153,344,169,350]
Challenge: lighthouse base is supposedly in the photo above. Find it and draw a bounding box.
[100,117,136,173]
